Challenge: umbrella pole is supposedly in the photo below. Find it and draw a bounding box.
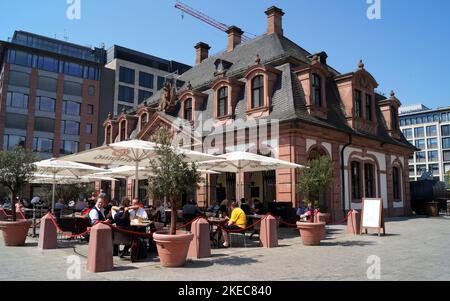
[52,172,56,214]
[134,161,139,200]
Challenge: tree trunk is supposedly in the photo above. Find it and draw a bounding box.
[11,190,17,222]
[170,198,177,235]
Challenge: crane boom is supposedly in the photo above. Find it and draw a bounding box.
[175,0,253,42]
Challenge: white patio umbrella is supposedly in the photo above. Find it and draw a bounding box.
[60,139,217,198]
[30,173,118,184]
[92,166,151,180]
[34,159,107,212]
[93,166,219,180]
[197,151,305,201]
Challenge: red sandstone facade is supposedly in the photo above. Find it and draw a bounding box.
[101,6,415,221]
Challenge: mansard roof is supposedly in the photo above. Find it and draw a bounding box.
[118,33,414,150]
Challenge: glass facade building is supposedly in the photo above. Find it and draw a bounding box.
[399,104,450,186]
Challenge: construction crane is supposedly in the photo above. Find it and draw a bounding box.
[175,0,255,43]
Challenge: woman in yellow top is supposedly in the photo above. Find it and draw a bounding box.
[221,201,247,248]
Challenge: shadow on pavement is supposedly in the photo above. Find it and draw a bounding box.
[112,265,139,272]
[320,240,376,247]
[211,256,259,266]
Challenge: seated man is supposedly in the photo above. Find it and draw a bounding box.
[240,198,252,215]
[182,200,200,231]
[54,199,66,211]
[88,197,107,225]
[112,199,132,258]
[221,201,247,248]
[129,198,148,220]
[253,199,267,215]
[207,200,221,216]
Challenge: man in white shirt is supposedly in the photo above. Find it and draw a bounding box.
[89,198,106,225]
[129,198,148,220]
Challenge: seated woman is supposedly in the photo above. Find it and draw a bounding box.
[219,199,231,218]
[221,201,247,248]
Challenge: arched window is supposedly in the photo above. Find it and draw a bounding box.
[184,98,193,121]
[312,74,322,107]
[120,121,126,141]
[351,161,361,199]
[364,163,375,198]
[392,166,401,200]
[140,113,148,130]
[251,75,264,108]
[218,87,228,117]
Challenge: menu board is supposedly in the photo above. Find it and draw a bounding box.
[361,198,385,236]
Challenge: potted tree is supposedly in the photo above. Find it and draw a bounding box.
[296,155,333,245]
[0,146,36,246]
[148,128,203,267]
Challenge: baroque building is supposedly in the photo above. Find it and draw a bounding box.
[102,6,415,220]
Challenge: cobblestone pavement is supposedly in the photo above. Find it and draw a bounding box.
[0,216,449,281]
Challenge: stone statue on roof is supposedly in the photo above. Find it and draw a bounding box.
[158,80,177,112]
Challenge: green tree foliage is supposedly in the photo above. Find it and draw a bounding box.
[297,155,334,220]
[147,128,203,235]
[0,146,37,221]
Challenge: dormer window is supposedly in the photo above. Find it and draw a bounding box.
[218,87,228,117]
[355,90,362,118]
[184,98,193,122]
[312,74,322,106]
[251,75,264,109]
[365,94,373,121]
[140,113,148,130]
[120,121,126,141]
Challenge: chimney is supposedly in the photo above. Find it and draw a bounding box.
[226,26,243,52]
[194,42,210,65]
[265,6,285,35]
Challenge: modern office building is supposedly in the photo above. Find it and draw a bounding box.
[0,31,109,159]
[105,45,191,116]
[399,104,450,184]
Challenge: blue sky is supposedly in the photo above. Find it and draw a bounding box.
[1,0,449,108]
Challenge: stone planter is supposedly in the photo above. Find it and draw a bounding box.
[426,202,439,217]
[0,220,32,246]
[297,222,326,246]
[153,231,194,267]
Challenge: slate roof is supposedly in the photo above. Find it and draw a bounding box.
[126,33,414,150]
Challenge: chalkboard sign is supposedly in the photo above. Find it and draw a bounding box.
[361,198,385,236]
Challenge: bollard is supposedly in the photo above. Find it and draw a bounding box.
[87,223,113,273]
[188,218,211,259]
[260,215,278,248]
[347,210,361,235]
[38,213,57,250]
